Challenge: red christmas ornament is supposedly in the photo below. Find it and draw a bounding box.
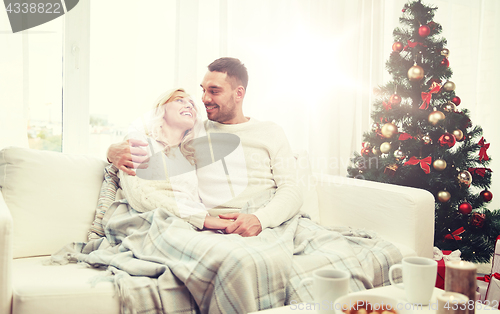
[440,57,450,67]
[471,212,486,228]
[402,8,406,12]
[389,94,402,105]
[392,42,404,52]
[361,143,371,157]
[361,147,371,156]
[458,202,472,215]
[438,133,456,148]
[480,189,493,202]
[452,96,461,106]
[418,25,431,37]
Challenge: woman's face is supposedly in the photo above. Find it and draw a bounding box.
[163,91,197,132]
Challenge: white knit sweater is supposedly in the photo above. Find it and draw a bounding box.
[119,140,207,229]
[197,118,303,230]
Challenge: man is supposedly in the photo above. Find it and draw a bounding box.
[107,57,303,237]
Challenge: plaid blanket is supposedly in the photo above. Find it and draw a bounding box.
[53,191,402,314]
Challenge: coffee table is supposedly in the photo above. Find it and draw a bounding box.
[249,285,499,313]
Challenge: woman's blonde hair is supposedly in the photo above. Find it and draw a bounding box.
[149,88,201,165]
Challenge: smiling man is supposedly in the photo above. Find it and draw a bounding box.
[107,57,303,236]
[196,57,303,236]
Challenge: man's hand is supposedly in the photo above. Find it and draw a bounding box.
[219,213,262,237]
[204,215,233,230]
[107,139,149,176]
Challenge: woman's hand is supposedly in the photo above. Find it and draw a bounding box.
[107,139,149,175]
[204,215,233,230]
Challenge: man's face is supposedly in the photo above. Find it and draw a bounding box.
[200,71,238,124]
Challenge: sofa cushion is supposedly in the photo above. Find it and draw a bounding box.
[12,256,119,314]
[0,147,107,258]
[295,150,320,223]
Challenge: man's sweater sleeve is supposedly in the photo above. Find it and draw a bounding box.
[252,125,303,229]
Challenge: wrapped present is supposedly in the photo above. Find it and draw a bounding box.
[492,236,500,274]
[434,247,461,289]
[477,236,500,305]
[477,277,489,302]
[477,273,500,306]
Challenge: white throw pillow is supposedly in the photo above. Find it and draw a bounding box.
[0,147,107,258]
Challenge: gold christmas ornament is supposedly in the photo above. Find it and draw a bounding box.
[372,147,381,155]
[408,64,425,81]
[437,190,451,203]
[443,81,456,92]
[380,142,392,154]
[457,170,473,186]
[453,129,464,141]
[381,123,398,138]
[441,48,450,57]
[428,109,445,125]
[443,102,456,112]
[393,149,406,160]
[433,159,447,171]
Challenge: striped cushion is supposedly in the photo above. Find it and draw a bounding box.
[88,164,120,240]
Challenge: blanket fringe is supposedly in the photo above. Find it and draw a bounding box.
[108,266,139,314]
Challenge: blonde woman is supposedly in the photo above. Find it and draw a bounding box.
[118,88,231,230]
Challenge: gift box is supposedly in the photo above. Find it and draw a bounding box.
[434,247,461,289]
[476,236,500,306]
[477,278,489,302]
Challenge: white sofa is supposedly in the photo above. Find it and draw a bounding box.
[0,146,435,314]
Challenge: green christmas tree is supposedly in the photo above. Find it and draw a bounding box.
[347,0,500,263]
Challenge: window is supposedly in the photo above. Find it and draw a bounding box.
[0,11,63,151]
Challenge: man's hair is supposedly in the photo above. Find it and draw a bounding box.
[208,57,248,90]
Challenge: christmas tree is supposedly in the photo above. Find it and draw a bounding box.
[347,0,500,263]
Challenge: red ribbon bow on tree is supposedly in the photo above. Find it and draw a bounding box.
[382,101,392,110]
[477,273,500,283]
[478,137,490,161]
[420,82,442,110]
[398,133,414,141]
[468,167,493,177]
[404,156,432,174]
[404,40,427,50]
[444,227,465,240]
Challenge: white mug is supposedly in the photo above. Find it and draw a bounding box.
[389,256,437,305]
[300,268,350,313]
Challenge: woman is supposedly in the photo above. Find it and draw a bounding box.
[119,88,231,231]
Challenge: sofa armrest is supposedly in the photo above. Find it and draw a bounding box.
[0,192,13,314]
[314,174,435,258]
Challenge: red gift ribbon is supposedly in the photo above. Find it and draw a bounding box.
[478,137,490,162]
[383,101,392,110]
[468,167,492,177]
[420,82,442,110]
[399,133,414,141]
[477,273,500,282]
[404,156,432,174]
[444,227,465,240]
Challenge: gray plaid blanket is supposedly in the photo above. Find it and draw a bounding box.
[53,195,402,314]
